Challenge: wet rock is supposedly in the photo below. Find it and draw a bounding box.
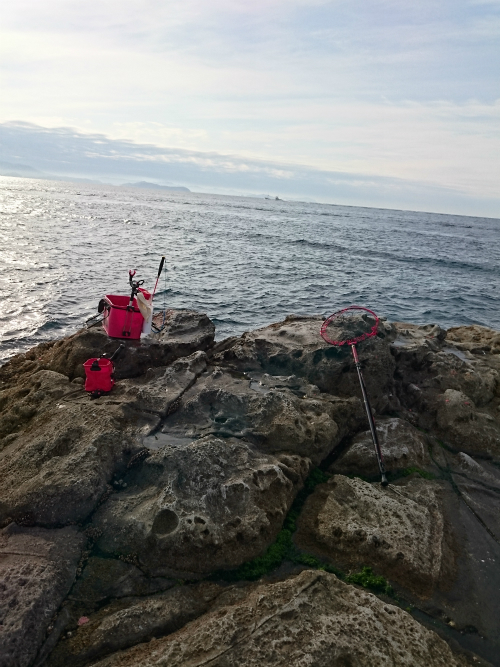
[212,314,397,412]
[331,417,432,478]
[88,569,468,667]
[452,452,500,486]
[158,367,363,465]
[0,523,85,667]
[295,475,447,597]
[423,475,500,661]
[46,581,227,667]
[92,437,311,577]
[436,389,500,457]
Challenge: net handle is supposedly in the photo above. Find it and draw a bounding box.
[320,305,380,346]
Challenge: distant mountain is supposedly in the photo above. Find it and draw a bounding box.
[122,181,190,192]
[0,161,42,177]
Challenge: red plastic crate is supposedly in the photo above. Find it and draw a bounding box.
[102,294,144,339]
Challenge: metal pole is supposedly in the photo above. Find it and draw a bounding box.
[351,344,388,486]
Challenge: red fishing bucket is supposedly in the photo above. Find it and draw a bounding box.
[102,294,144,339]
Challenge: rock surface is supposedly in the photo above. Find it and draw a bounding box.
[332,417,432,477]
[295,475,447,597]
[1,311,499,666]
[93,437,311,576]
[87,570,469,667]
[0,524,86,667]
[158,367,363,464]
[211,313,398,411]
[46,581,227,667]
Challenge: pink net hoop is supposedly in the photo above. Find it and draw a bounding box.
[320,305,380,346]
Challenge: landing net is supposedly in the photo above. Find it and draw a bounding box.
[320,305,379,346]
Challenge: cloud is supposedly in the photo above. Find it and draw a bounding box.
[0,1,498,217]
[1,121,498,217]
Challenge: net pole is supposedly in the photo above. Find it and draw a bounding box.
[351,344,388,486]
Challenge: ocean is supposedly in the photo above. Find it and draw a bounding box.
[0,176,499,363]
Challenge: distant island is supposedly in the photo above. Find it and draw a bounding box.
[122,181,191,193]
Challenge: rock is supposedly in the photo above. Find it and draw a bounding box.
[46,581,227,667]
[424,473,500,659]
[295,475,447,597]
[446,325,500,355]
[331,417,432,478]
[0,523,86,667]
[67,556,176,614]
[212,314,397,412]
[157,367,363,465]
[0,377,140,525]
[88,569,468,667]
[0,309,215,383]
[436,389,500,457]
[0,352,209,526]
[121,351,208,417]
[92,436,310,577]
[452,452,500,486]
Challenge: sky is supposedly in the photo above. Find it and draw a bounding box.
[1,0,499,216]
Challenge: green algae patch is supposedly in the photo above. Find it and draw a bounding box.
[213,467,330,582]
[346,566,393,596]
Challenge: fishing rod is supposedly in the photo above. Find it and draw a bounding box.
[152,256,165,300]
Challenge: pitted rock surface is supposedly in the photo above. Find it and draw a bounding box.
[88,570,469,667]
[295,475,446,597]
[0,523,86,667]
[1,312,499,666]
[391,323,499,453]
[92,437,311,576]
[120,350,208,417]
[157,368,363,464]
[46,581,227,667]
[332,417,432,477]
[436,389,500,457]
[446,325,500,355]
[0,372,139,525]
[212,314,398,412]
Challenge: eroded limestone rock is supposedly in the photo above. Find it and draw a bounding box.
[0,309,215,384]
[436,389,500,457]
[0,523,85,667]
[93,437,311,576]
[157,368,363,465]
[212,314,397,412]
[295,475,447,597]
[0,379,140,525]
[88,570,468,667]
[331,417,432,478]
[46,581,227,667]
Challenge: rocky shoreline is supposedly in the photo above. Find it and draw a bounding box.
[1,310,499,666]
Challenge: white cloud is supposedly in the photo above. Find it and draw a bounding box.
[0,0,499,214]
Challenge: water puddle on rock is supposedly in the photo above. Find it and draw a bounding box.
[391,337,413,348]
[143,432,194,450]
[442,347,471,363]
[249,380,270,395]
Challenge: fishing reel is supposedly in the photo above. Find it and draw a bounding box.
[128,269,145,295]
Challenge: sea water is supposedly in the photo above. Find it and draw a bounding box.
[1,176,499,363]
